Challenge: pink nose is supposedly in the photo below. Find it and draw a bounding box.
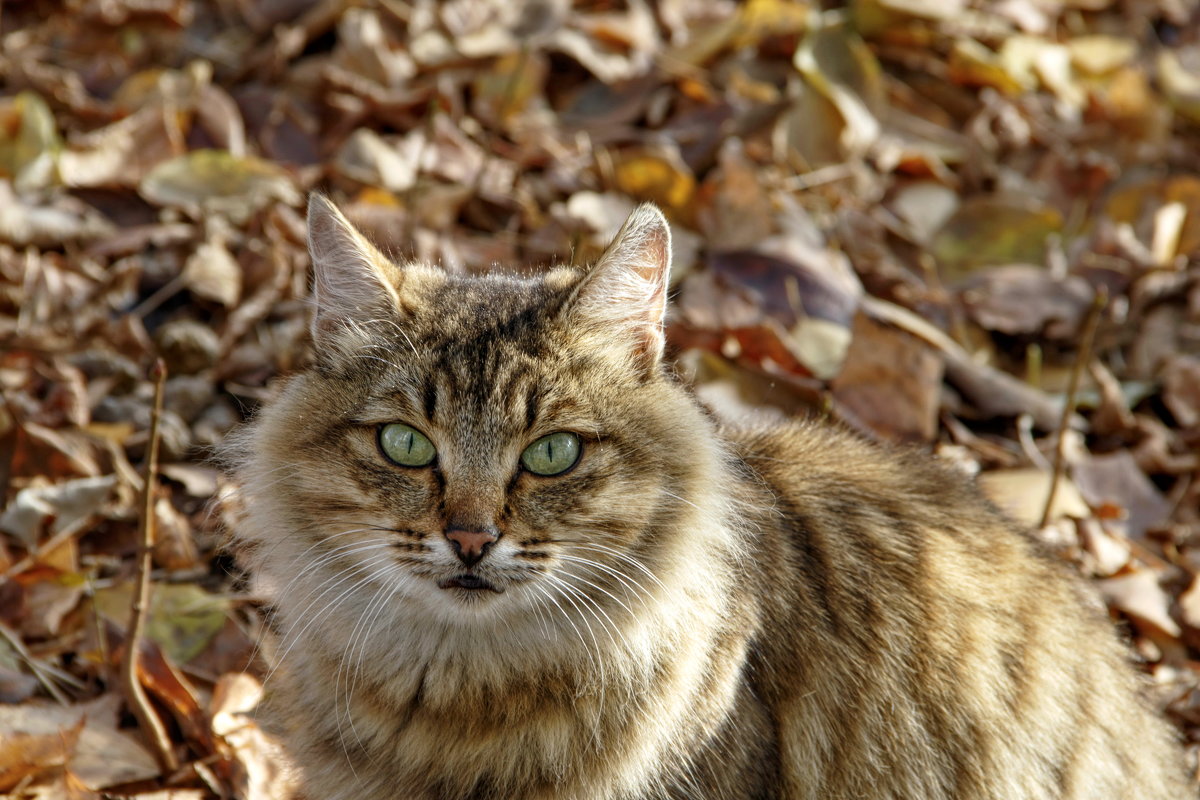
[445,528,498,567]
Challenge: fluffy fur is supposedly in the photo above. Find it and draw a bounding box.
[225,196,1191,799]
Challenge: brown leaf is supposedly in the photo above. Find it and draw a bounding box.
[830,313,943,443]
[794,20,883,159]
[693,138,775,250]
[1162,355,1200,430]
[959,265,1093,338]
[0,475,117,547]
[0,185,115,247]
[1071,450,1174,539]
[676,249,858,381]
[0,695,159,790]
[0,718,82,792]
[132,637,213,754]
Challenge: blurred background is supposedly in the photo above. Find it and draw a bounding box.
[1,0,1199,796]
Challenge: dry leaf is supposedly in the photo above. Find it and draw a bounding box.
[0,475,117,547]
[182,236,242,307]
[1099,569,1182,639]
[0,694,159,790]
[1071,450,1173,538]
[211,673,300,800]
[139,150,301,224]
[977,468,1090,527]
[0,92,59,192]
[1162,355,1200,429]
[830,313,942,443]
[933,197,1064,280]
[0,719,82,792]
[959,264,1093,338]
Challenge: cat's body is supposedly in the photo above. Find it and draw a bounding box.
[227,196,1191,800]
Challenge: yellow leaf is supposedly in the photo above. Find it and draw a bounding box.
[613,151,695,215]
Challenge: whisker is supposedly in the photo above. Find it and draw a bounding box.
[570,542,668,592]
[554,554,653,608]
[265,543,393,688]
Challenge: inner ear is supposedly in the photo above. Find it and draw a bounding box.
[306,194,403,347]
[570,203,672,367]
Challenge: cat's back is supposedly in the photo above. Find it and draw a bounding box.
[720,417,1192,800]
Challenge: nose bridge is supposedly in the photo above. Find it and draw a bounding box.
[441,448,505,567]
[437,382,513,530]
[441,445,505,531]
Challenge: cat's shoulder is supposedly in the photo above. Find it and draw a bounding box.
[711,409,1002,527]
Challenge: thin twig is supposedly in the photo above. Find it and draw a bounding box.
[121,359,179,774]
[1038,288,1108,530]
[0,620,81,704]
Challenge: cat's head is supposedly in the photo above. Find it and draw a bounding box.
[237,196,730,635]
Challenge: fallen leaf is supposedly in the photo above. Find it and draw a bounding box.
[794,19,883,158]
[959,264,1093,338]
[211,672,300,800]
[182,235,242,307]
[0,184,116,248]
[1162,355,1200,429]
[0,694,159,790]
[0,475,117,547]
[1071,450,1174,538]
[830,312,943,442]
[887,181,961,244]
[334,129,422,194]
[1068,35,1137,75]
[1179,574,1200,633]
[977,468,1091,527]
[93,582,230,664]
[612,147,696,217]
[472,51,548,126]
[1077,516,1131,577]
[1158,47,1200,125]
[139,150,301,224]
[948,39,1027,95]
[694,138,776,250]
[1099,569,1182,639]
[0,92,59,192]
[0,719,82,792]
[932,196,1064,280]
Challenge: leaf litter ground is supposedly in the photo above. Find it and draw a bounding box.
[1,0,1199,795]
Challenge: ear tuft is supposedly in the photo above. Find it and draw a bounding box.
[306,194,401,347]
[573,203,672,367]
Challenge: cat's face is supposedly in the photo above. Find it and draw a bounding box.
[244,197,716,634]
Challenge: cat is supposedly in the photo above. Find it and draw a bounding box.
[224,194,1193,800]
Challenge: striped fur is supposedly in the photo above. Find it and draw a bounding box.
[224,197,1191,799]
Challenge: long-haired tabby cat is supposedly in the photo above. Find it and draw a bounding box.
[226,195,1191,799]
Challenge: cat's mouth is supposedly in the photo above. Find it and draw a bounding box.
[438,574,503,593]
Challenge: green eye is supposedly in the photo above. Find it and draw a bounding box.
[379,423,436,467]
[521,432,582,476]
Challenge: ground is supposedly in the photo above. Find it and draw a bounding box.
[1,0,1199,796]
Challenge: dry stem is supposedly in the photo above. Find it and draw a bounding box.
[121,358,179,774]
[1038,289,1108,530]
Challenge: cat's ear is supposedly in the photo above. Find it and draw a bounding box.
[306,194,402,348]
[573,203,672,367]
